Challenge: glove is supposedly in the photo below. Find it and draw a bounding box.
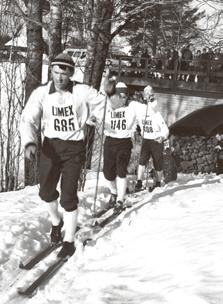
[216,134,221,141]
[155,136,163,144]
[136,125,141,136]
[25,143,37,160]
[215,145,222,151]
[163,139,170,150]
[87,115,97,126]
[148,94,155,103]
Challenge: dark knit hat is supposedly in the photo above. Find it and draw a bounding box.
[51,53,74,69]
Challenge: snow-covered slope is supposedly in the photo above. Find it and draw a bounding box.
[0,173,223,304]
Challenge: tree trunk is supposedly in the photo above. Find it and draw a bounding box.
[48,0,62,66]
[81,0,114,175]
[24,0,43,186]
[84,0,113,89]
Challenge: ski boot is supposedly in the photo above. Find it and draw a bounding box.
[149,181,161,193]
[135,180,143,192]
[57,241,76,259]
[50,219,63,244]
[108,193,117,208]
[114,200,124,213]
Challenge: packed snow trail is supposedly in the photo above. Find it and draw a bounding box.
[0,173,223,304]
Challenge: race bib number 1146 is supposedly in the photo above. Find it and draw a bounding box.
[111,119,126,130]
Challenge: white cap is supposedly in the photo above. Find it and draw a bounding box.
[115,82,128,94]
[116,82,127,88]
[144,85,153,95]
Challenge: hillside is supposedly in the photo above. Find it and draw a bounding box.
[0,172,222,304]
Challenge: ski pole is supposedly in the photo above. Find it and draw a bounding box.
[135,98,150,185]
[93,94,108,215]
[80,124,96,191]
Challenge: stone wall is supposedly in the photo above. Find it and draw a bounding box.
[155,93,223,175]
[155,92,223,127]
[170,135,218,174]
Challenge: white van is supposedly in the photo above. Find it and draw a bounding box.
[63,48,87,67]
[63,48,86,82]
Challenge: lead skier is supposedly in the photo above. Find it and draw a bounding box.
[20,53,109,259]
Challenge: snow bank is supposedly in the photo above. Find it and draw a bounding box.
[0,173,223,304]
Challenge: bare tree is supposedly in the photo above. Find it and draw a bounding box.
[83,0,184,89]
[24,0,43,186]
[0,1,26,191]
[48,0,62,65]
[190,0,223,47]
[83,0,113,89]
[0,62,25,192]
[1,63,25,190]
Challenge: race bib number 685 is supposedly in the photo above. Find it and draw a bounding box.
[54,117,76,132]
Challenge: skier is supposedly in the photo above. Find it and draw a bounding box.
[20,53,109,259]
[135,85,169,192]
[90,80,147,209]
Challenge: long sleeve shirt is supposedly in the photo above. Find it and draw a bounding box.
[91,100,146,139]
[137,104,169,140]
[20,81,104,147]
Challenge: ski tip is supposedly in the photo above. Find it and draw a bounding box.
[17,287,37,297]
[59,256,71,262]
[19,262,25,269]
[91,220,99,227]
[83,238,93,246]
[19,261,35,270]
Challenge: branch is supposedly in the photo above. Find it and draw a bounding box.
[5,0,47,30]
[195,0,223,8]
[110,0,183,38]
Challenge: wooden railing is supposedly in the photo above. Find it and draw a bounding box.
[110,55,223,84]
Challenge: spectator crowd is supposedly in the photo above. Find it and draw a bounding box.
[121,44,223,83]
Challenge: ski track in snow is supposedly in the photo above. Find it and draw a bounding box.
[0,173,223,304]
